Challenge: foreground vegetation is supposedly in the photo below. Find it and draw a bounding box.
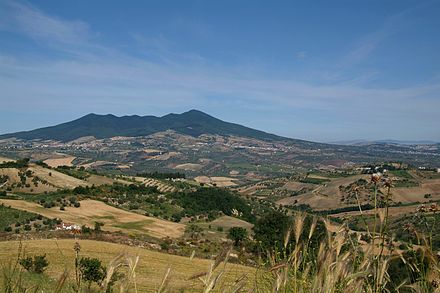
[1,156,440,292]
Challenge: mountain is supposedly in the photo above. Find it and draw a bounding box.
[330,139,438,146]
[0,110,290,142]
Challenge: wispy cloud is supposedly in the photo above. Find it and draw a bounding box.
[0,0,439,141]
[0,0,91,45]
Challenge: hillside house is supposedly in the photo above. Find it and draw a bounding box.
[55,222,81,231]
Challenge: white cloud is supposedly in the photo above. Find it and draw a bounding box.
[0,0,439,141]
[0,0,91,45]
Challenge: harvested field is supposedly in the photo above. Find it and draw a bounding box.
[0,156,14,163]
[174,163,203,171]
[147,152,180,161]
[277,175,370,210]
[194,176,237,187]
[43,155,76,168]
[210,216,254,230]
[390,179,440,202]
[283,181,315,191]
[86,174,132,186]
[28,165,86,189]
[0,239,254,292]
[0,199,185,239]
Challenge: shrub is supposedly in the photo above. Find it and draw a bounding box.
[19,255,49,274]
[79,257,106,286]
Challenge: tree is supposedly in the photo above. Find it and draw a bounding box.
[253,211,290,251]
[94,221,104,232]
[253,211,326,254]
[79,257,106,288]
[228,227,248,246]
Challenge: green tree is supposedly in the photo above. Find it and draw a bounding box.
[253,211,290,251]
[79,257,106,288]
[228,227,248,246]
[19,254,49,274]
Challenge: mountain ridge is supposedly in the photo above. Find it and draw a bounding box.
[0,109,294,143]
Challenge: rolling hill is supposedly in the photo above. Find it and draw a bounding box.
[0,110,290,142]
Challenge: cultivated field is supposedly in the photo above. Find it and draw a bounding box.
[133,177,177,193]
[210,216,254,231]
[0,239,254,292]
[43,155,76,168]
[174,163,204,171]
[28,165,87,189]
[0,199,185,239]
[390,178,440,202]
[0,156,14,163]
[194,176,237,187]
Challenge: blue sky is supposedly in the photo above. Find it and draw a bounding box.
[0,0,439,142]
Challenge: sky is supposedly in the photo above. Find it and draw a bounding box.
[0,0,439,142]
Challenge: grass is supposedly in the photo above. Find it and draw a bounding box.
[299,177,330,185]
[393,180,419,188]
[389,170,414,179]
[114,220,155,232]
[0,239,254,292]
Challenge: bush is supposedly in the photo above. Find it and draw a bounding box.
[79,257,106,286]
[94,221,104,232]
[19,254,49,274]
[4,226,12,232]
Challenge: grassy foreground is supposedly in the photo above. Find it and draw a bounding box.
[0,239,254,292]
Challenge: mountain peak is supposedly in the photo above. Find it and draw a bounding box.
[0,110,288,142]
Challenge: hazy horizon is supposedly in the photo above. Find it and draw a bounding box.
[1,0,439,142]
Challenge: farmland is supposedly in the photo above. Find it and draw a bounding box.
[0,199,185,239]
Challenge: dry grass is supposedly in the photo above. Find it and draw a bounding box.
[0,199,185,239]
[277,176,368,209]
[43,156,76,168]
[194,176,238,187]
[0,239,255,292]
[29,165,86,189]
[210,216,254,231]
[174,163,204,171]
[0,156,14,164]
[391,179,440,202]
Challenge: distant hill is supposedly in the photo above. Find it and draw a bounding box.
[0,110,291,142]
[330,139,439,146]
